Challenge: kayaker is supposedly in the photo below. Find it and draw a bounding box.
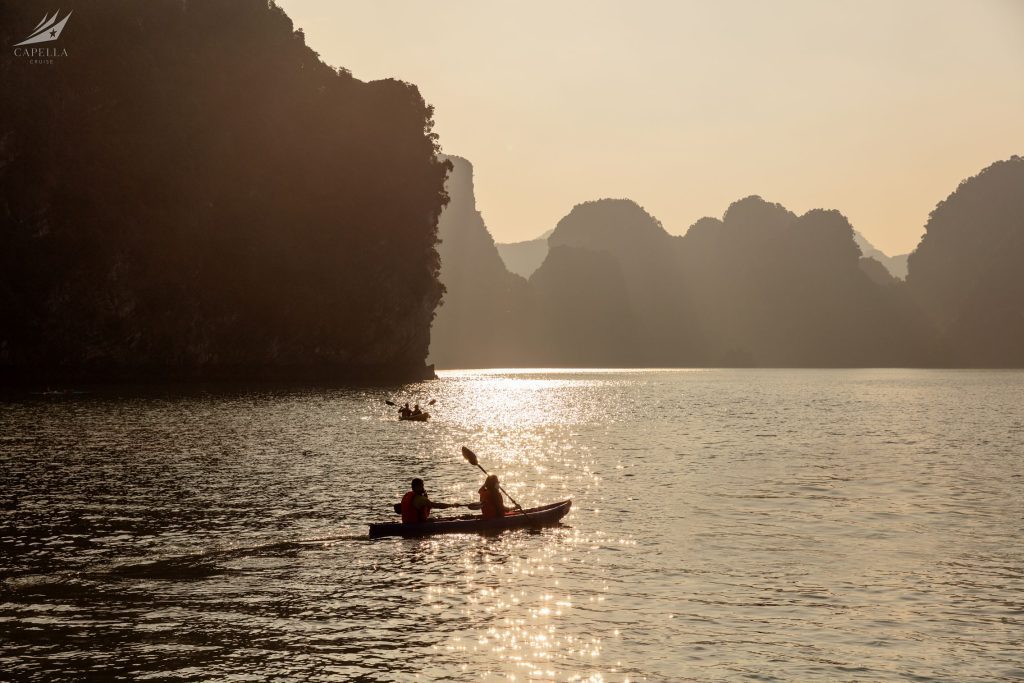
[478,474,507,519]
[399,402,411,418]
[400,478,464,524]
[411,404,422,416]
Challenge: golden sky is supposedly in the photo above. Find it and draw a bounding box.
[279,0,1024,255]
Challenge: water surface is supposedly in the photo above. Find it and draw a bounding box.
[2,369,1022,680]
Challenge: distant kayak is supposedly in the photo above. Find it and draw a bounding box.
[399,412,430,422]
[368,499,571,538]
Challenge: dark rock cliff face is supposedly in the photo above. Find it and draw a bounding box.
[0,0,448,383]
[906,156,1024,366]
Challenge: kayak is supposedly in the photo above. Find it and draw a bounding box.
[368,499,572,538]
[399,412,429,422]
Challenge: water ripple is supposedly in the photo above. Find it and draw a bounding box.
[1,369,1022,680]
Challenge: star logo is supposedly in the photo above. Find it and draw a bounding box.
[14,10,72,47]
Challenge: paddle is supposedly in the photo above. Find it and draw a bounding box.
[393,502,481,515]
[385,399,436,407]
[461,446,539,529]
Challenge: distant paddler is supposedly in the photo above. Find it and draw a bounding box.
[384,398,436,421]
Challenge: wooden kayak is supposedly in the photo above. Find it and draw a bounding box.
[368,499,572,538]
[399,412,429,422]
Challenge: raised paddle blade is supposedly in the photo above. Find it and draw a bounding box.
[461,446,478,466]
[384,400,396,406]
[428,399,436,405]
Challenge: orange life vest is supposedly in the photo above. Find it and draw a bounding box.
[479,486,504,519]
[401,491,431,524]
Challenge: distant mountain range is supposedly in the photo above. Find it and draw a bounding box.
[853,233,909,279]
[435,155,1024,368]
[499,223,910,281]
[496,231,552,278]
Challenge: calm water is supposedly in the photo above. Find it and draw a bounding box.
[1,369,1022,681]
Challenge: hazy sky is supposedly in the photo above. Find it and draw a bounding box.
[279,0,1024,255]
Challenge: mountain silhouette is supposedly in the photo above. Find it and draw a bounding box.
[541,199,700,365]
[858,257,899,287]
[435,181,946,367]
[429,156,535,368]
[524,195,928,366]
[677,197,931,366]
[530,245,638,365]
[499,226,912,282]
[496,231,552,278]
[906,156,1024,366]
[0,0,448,383]
[854,232,908,279]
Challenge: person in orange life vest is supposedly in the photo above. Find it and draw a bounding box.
[400,478,463,524]
[478,474,507,519]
